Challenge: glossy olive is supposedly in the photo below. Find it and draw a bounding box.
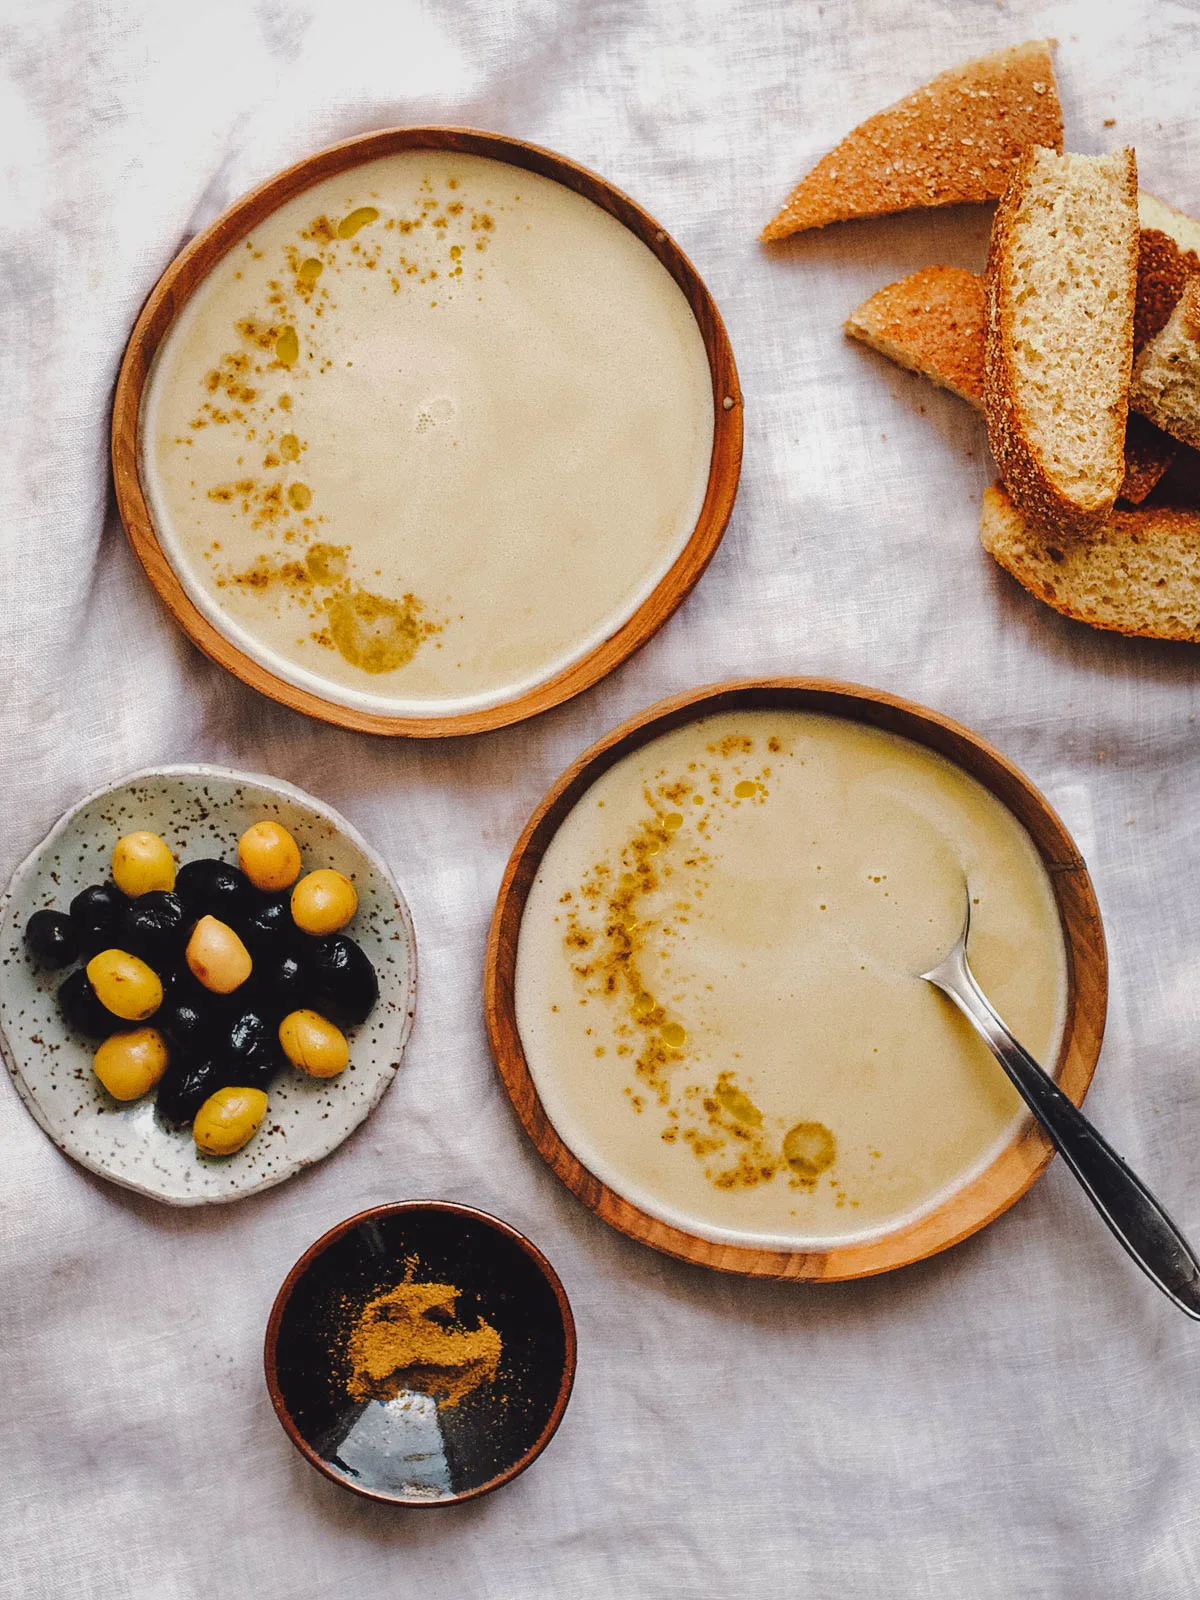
[86,949,163,1021]
[226,1009,284,1088]
[156,1057,231,1125]
[174,858,253,921]
[69,883,125,954]
[24,909,79,967]
[238,821,303,892]
[58,969,115,1039]
[242,893,295,956]
[193,1085,268,1155]
[256,949,310,1013]
[309,935,378,1027]
[279,1009,349,1077]
[186,916,253,994]
[111,832,176,897]
[121,890,189,961]
[291,869,358,936]
[156,985,217,1059]
[93,1028,169,1101]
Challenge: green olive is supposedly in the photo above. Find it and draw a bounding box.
[193,1086,267,1155]
[111,832,176,896]
[186,915,253,993]
[291,869,357,935]
[279,1009,349,1077]
[238,820,302,892]
[93,1028,169,1101]
[86,949,163,1021]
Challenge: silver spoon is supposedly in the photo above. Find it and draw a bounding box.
[921,893,1200,1319]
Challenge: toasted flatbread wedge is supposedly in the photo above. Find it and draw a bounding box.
[981,481,1200,641]
[1130,279,1200,450]
[846,255,1177,502]
[983,147,1140,538]
[761,40,1062,241]
[844,266,986,405]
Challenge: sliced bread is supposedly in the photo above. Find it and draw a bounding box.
[845,259,1176,502]
[1138,192,1200,258]
[761,40,1062,241]
[844,266,986,405]
[1130,279,1200,450]
[981,481,1200,641]
[983,147,1140,538]
[1135,226,1200,348]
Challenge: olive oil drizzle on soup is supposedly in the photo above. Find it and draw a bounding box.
[142,150,715,715]
[514,712,1068,1248]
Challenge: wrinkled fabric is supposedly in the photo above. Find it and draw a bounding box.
[3,1,1200,1595]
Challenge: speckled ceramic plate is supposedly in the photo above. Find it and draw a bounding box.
[0,766,417,1205]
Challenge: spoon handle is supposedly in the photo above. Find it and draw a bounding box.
[929,957,1200,1320]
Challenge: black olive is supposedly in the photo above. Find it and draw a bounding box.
[174,859,252,922]
[156,1057,232,1126]
[255,949,310,1014]
[121,891,190,962]
[58,969,114,1040]
[309,935,378,1027]
[156,989,216,1060]
[25,909,79,967]
[242,893,295,956]
[69,883,125,954]
[225,1007,284,1087]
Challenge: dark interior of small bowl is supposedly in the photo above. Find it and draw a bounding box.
[268,1204,574,1504]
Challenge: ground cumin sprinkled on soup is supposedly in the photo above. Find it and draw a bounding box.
[558,743,840,1197]
[346,1269,502,1410]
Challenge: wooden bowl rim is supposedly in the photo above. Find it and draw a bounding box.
[263,1198,578,1506]
[484,677,1109,1282]
[111,124,743,738]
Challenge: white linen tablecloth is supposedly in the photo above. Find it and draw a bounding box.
[4,0,1200,1594]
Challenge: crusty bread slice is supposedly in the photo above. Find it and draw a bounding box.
[981,481,1200,640]
[1121,414,1179,503]
[1138,192,1200,258]
[845,257,1176,502]
[761,41,1062,241]
[844,266,986,405]
[1130,279,1200,450]
[1135,226,1200,348]
[983,147,1140,538]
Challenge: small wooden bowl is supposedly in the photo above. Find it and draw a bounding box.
[264,1201,576,1505]
[111,126,742,738]
[485,678,1108,1281]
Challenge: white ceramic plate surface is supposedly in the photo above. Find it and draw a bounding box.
[0,766,416,1205]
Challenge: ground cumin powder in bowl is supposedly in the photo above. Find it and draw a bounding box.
[264,1201,576,1505]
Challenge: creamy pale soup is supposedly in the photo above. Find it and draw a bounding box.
[141,150,715,716]
[514,711,1069,1248]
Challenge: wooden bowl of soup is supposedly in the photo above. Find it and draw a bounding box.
[112,128,741,736]
[485,679,1106,1281]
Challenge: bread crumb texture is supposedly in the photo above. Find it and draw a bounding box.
[984,147,1139,537]
[981,481,1200,641]
[762,40,1062,240]
[1131,279,1200,450]
[846,250,1177,501]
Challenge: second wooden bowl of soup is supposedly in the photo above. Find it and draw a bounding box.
[485,679,1107,1281]
[112,128,741,736]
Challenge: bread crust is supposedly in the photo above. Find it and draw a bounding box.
[983,148,1139,539]
[981,481,1200,641]
[762,41,1062,241]
[847,254,1176,502]
[844,267,986,406]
